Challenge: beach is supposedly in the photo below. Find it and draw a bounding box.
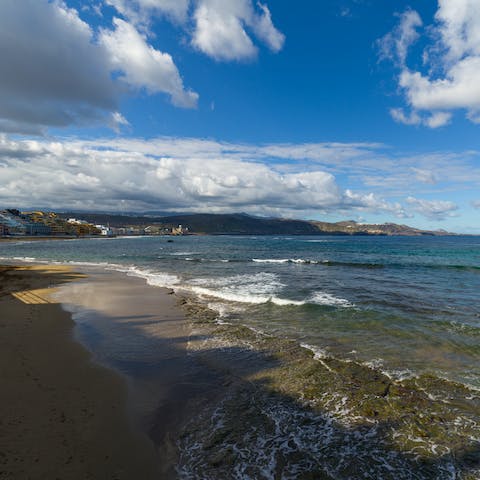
[0,265,160,479]
[1,234,480,480]
[0,264,239,479]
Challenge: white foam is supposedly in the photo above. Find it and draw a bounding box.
[252,258,320,264]
[253,258,290,264]
[111,265,181,288]
[300,343,329,360]
[309,291,353,307]
[270,297,306,306]
[184,257,230,263]
[362,358,385,370]
[187,285,271,304]
[186,286,310,307]
[181,274,354,308]
[183,272,304,305]
[11,256,38,262]
[67,260,115,267]
[382,368,417,382]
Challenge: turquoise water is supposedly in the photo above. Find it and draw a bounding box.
[3,234,480,479]
[2,234,479,388]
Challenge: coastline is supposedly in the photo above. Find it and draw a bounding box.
[0,237,79,243]
[1,261,479,479]
[0,265,160,479]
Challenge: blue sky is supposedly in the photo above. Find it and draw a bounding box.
[1,0,479,232]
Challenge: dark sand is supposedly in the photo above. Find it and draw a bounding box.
[52,268,227,478]
[0,266,160,480]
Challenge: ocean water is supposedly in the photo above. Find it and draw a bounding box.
[2,235,480,478]
[2,235,479,388]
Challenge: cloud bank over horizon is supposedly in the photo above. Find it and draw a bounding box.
[1,135,475,228]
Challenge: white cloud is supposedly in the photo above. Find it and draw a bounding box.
[108,112,131,132]
[380,9,422,65]
[344,190,410,218]
[381,1,480,126]
[424,111,452,128]
[250,3,285,53]
[105,0,285,61]
[105,0,190,26]
[411,168,437,185]
[192,0,285,61]
[390,108,421,126]
[0,135,404,216]
[0,0,284,133]
[390,107,451,128]
[0,0,117,133]
[101,18,198,108]
[472,200,480,209]
[1,134,476,222]
[77,137,382,166]
[406,196,458,220]
[0,0,197,134]
[72,137,480,201]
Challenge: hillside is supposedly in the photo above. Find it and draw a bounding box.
[59,212,453,236]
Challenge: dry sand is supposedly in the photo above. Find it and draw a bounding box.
[0,265,160,480]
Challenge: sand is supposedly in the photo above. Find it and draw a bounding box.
[0,266,160,480]
[52,268,227,478]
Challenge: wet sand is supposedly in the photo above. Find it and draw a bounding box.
[53,268,228,478]
[0,266,160,480]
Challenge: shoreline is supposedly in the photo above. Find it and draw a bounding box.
[0,236,79,242]
[51,266,232,478]
[0,265,160,479]
[1,261,479,479]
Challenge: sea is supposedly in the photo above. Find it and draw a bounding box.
[2,234,480,479]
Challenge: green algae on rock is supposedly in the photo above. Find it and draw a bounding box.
[177,295,480,479]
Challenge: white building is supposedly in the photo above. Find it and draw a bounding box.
[95,224,114,237]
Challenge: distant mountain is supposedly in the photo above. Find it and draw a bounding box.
[309,220,452,236]
[58,212,455,236]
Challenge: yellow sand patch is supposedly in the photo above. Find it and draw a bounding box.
[11,289,52,305]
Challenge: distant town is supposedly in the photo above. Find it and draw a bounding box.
[0,209,189,238]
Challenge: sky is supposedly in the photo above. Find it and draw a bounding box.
[0,0,479,233]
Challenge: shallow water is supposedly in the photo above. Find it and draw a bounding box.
[2,235,479,388]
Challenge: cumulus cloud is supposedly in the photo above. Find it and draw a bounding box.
[0,0,284,133]
[105,0,285,61]
[406,196,458,220]
[192,0,285,61]
[380,1,480,126]
[100,18,198,108]
[0,135,405,216]
[344,190,409,218]
[0,0,117,134]
[0,0,197,134]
